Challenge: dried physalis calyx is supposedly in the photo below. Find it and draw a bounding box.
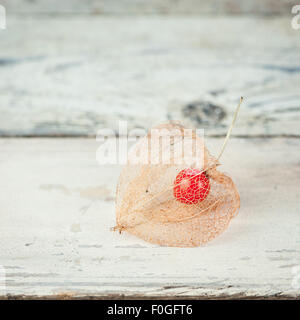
[113,98,243,247]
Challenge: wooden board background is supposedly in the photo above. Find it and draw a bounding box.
[0,16,300,137]
[1,0,299,15]
[0,137,300,299]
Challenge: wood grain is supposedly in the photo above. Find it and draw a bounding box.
[0,16,300,137]
[0,137,299,298]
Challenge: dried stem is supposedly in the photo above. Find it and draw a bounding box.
[217,97,243,162]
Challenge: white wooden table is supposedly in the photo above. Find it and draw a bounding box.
[0,137,299,299]
[0,15,300,299]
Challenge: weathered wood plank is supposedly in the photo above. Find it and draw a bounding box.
[0,137,299,298]
[1,0,298,15]
[0,16,300,137]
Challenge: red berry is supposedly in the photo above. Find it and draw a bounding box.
[173,168,210,204]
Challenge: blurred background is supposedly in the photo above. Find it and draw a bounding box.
[0,0,300,137]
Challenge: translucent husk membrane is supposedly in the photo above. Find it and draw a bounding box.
[114,122,240,247]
